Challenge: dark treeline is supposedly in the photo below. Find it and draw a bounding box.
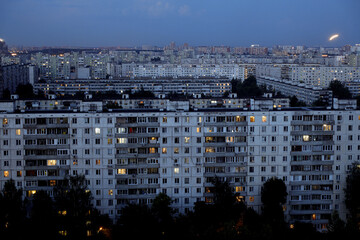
[1,173,360,240]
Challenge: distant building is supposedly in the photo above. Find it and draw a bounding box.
[78,67,90,79]
[1,64,38,94]
[33,78,231,97]
[257,64,360,89]
[257,76,333,105]
[0,38,9,56]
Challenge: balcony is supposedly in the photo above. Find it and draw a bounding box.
[115,153,160,159]
[115,142,159,148]
[115,122,159,128]
[24,134,70,139]
[24,144,70,150]
[291,120,335,125]
[24,154,70,160]
[290,130,335,136]
[24,123,70,129]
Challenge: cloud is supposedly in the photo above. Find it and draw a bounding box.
[118,0,190,17]
[178,5,190,16]
[145,1,174,17]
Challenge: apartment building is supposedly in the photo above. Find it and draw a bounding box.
[1,64,38,93]
[257,76,333,105]
[33,78,231,97]
[129,64,246,80]
[257,65,360,95]
[0,102,358,231]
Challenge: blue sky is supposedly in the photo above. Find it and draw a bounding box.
[0,0,359,47]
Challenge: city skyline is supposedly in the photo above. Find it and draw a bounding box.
[1,0,359,47]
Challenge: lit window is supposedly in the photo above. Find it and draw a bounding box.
[323,124,332,131]
[16,129,21,135]
[162,148,167,154]
[197,127,201,133]
[108,138,112,144]
[2,118,8,124]
[28,190,37,197]
[47,160,57,166]
[149,148,156,154]
[117,169,126,175]
[250,116,255,122]
[95,128,101,134]
[96,159,101,165]
[58,210,67,216]
[249,196,254,202]
[236,196,244,202]
[303,135,310,141]
[226,137,234,142]
[108,190,113,195]
[162,117,167,123]
[262,116,267,122]
[4,171,9,177]
[235,186,244,192]
[174,148,179,154]
[205,147,215,153]
[117,138,127,144]
[174,168,179,174]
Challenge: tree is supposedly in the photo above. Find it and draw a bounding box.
[329,80,352,99]
[327,210,346,239]
[0,179,26,238]
[290,96,306,107]
[151,193,174,238]
[15,83,35,99]
[182,178,246,240]
[131,87,155,99]
[231,78,239,93]
[312,97,328,107]
[29,190,57,239]
[115,204,159,239]
[236,76,263,98]
[261,178,288,231]
[2,88,10,99]
[54,174,107,239]
[344,162,360,232]
[212,177,240,216]
[152,193,173,223]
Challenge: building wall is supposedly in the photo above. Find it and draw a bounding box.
[0,108,358,231]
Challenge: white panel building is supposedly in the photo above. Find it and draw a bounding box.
[0,102,358,231]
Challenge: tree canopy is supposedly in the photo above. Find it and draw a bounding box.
[0,179,26,238]
[345,163,360,228]
[261,178,288,227]
[233,76,264,98]
[329,80,352,99]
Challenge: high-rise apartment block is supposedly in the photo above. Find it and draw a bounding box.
[0,98,357,231]
[1,64,38,94]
